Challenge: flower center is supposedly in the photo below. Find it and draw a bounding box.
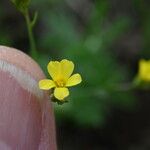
[55,79,65,87]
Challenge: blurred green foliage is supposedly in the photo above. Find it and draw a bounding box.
[0,0,150,128]
[35,0,135,127]
[133,0,150,57]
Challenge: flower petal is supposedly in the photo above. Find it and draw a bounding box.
[139,59,150,81]
[60,59,74,80]
[66,73,82,87]
[47,61,61,80]
[54,87,69,100]
[39,79,56,90]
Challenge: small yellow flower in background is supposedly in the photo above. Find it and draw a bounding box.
[138,59,150,82]
[39,59,82,101]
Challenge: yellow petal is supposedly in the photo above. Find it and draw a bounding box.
[39,79,56,90]
[54,87,69,100]
[66,73,82,87]
[60,59,74,80]
[47,61,61,80]
[139,59,150,81]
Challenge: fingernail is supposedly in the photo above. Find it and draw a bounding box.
[0,46,57,150]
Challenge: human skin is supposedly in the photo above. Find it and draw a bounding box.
[0,46,57,150]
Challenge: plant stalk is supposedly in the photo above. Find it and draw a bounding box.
[24,9,38,59]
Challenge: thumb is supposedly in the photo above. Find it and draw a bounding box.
[0,46,57,150]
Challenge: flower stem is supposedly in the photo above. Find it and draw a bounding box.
[24,9,38,60]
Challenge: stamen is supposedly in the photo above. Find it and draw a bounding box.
[55,79,65,87]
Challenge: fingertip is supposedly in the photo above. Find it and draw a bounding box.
[0,46,57,150]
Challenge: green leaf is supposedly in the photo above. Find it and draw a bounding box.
[11,0,31,13]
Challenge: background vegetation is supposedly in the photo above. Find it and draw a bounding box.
[0,0,150,149]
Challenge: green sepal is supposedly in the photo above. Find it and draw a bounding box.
[133,76,150,90]
[50,94,69,105]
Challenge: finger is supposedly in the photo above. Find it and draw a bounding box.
[0,46,57,150]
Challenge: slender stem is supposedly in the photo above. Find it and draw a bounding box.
[24,9,38,59]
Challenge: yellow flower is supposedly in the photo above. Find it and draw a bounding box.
[39,59,82,100]
[138,59,150,82]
